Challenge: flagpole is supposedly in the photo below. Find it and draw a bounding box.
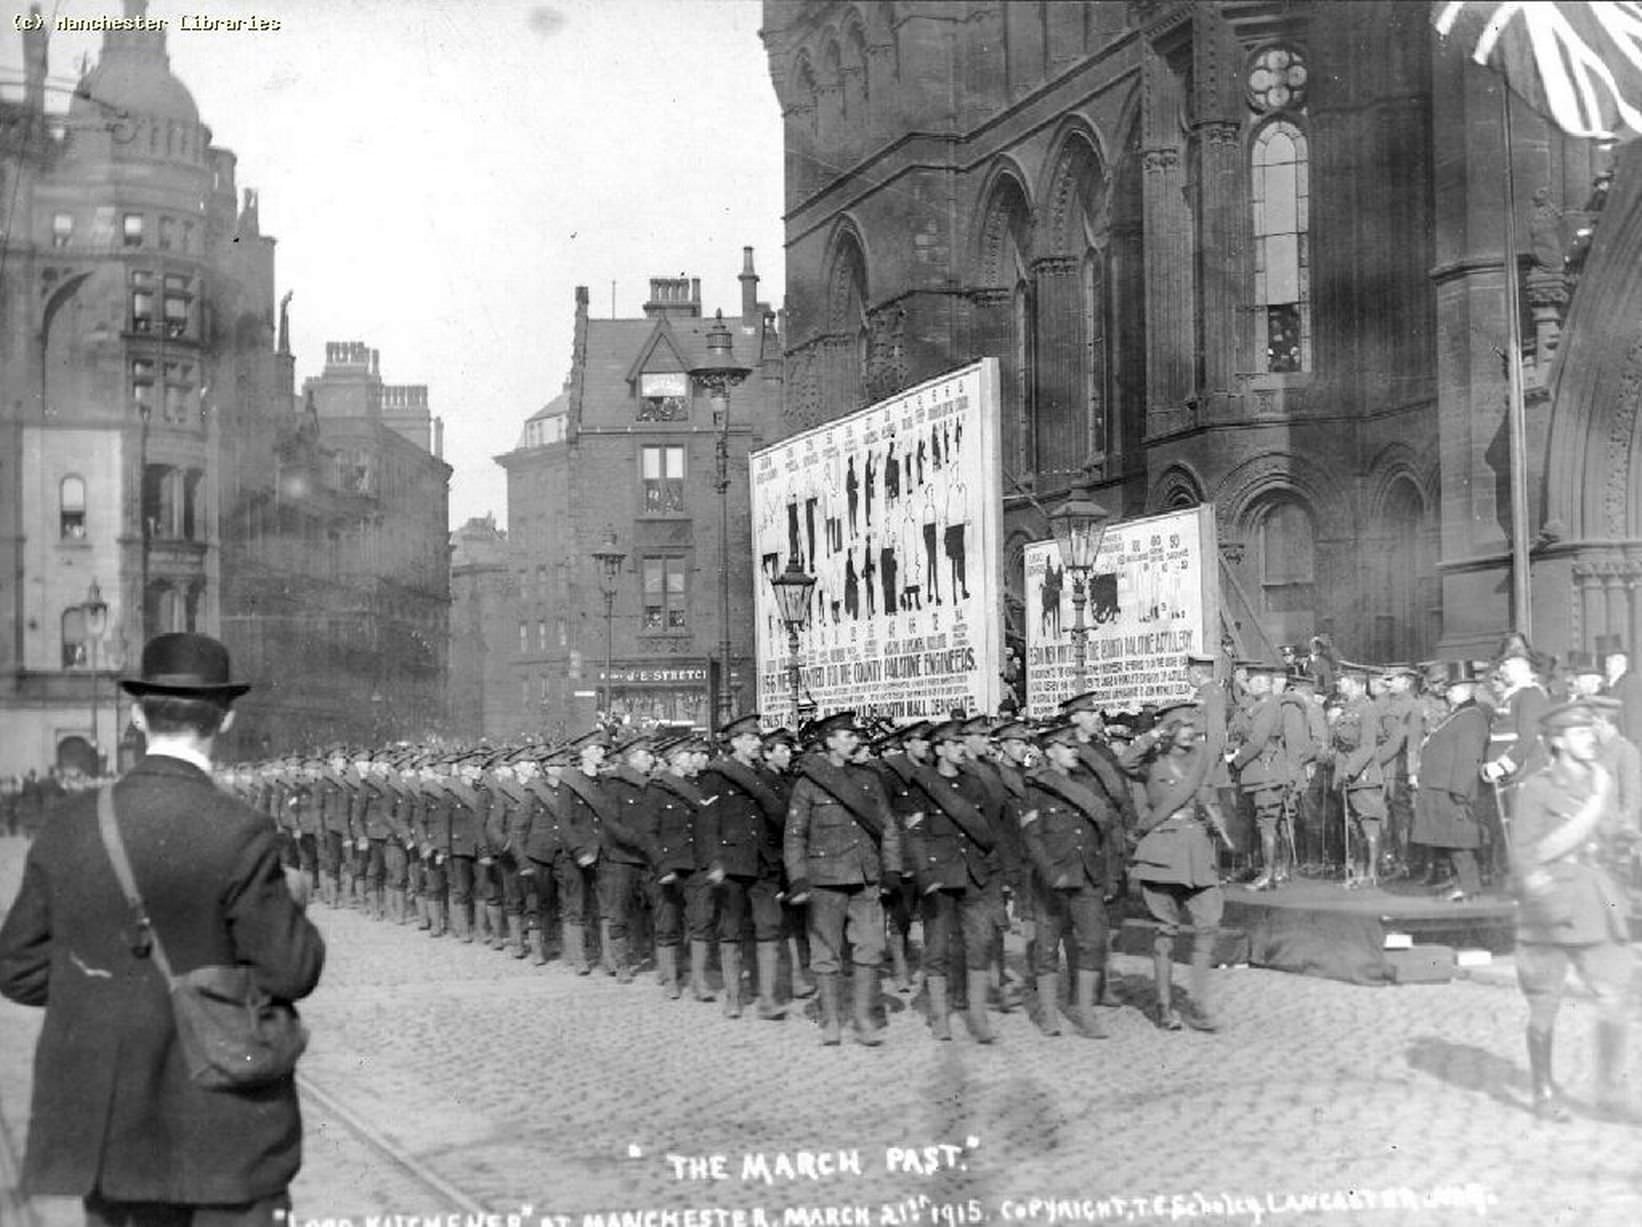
[1501,85,1533,639]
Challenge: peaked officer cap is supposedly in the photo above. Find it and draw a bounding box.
[1059,691,1102,714]
[929,720,967,744]
[1037,723,1082,749]
[810,711,860,742]
[721,713,764,741]
[993,720,1035,742]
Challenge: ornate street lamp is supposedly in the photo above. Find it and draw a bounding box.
[592,528,627,721]
[690,310,751,730]
[768,552,817,726]
[82,580,109,774]
[1048,476,1111,694]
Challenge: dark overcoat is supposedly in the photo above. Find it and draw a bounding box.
[1412,701,1491,849]
[0,754,326,1204]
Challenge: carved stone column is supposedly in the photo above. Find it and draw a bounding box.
[1574,561,1602,650]
[1195,119,1243,396]
[1031,255,1083,478]
[1141,45,1195,423]
[966,288,1021,474]
[1525,270,1570,370]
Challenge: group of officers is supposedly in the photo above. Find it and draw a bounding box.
[219,635,1640,1116]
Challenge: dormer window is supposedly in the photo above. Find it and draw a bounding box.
[638,371,689,421]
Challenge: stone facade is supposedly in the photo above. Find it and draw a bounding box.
[448,514,516,742]
[763,0,1602,662]
[497,257,783,737]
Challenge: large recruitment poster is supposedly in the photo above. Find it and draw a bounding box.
[1023,504,1218,718]
[751,360,1003,727]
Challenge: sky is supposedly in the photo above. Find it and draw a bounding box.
[0,0,787,532]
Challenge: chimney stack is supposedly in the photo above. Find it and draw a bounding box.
[739,246,759,327]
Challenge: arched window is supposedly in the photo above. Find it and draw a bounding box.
[1257,499,1316,617]
[59,475,86,539]
[845,22,869,107]
[61,607,87,668]
[1251,120,1310,373]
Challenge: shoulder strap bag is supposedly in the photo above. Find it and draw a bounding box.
[97,786,308,1090]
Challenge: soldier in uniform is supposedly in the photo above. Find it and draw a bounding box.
[520,746,600,970]
[315,750,353,907]
[589,734,660,983]
[643,736,712,999]
[784,712,902,1046]
[1228,662,1287,890]
[871,720,931,994]
[1272,669,1320,881]
[1331,665,1387,888]
[1511,698,1638,1123]
[1021,723,1121,1038]
[904,721,1003,1043]
[762,727,815,1001]
[698,714,790,1019]
[413,761,450,937]
[1373,665,1422,879]
[959,715,1022,1014]
[442,757,489,944]
[1185,652,1236,864]
[1123,702,1226,1032]
[992,721,1048,995]
[483,759,531,956]
[353,751,394,921]
[382,755,419,925]
[1411,662,1491,901]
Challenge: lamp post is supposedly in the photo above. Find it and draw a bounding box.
[592,528,626,723]
[82,580,109,774]
[690,310,751,732]
[1048,475,1112,694]
[768,552,818,727]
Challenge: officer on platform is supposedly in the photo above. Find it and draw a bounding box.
[1228,661,1287,890]
[1331,664,1387,887]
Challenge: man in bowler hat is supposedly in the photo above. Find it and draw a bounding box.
[0,632,327,1226]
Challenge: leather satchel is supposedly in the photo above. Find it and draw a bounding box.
[97,787,308,1090]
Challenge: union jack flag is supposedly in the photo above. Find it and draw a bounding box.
[1433,1,1642,140]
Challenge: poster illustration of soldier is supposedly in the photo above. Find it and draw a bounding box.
[751,360,1003,726]
[1023,505,1218,718]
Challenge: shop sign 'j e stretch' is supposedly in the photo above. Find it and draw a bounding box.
[750,359,1003,726]
[1023,504,1219,719]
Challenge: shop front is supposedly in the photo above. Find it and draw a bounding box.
[598,663,712,730]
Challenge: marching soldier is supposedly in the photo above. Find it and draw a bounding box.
[1021,723,1121,1039]
[992,721,1047,994]
[316,749,354,907]
[1331,664,1387,887]
[382,756,419,925]
[483,759,531,956]
[698,714,790,1020]
[588,734,659,983]
[904,721,1001,1043]
[872,721,931,995]
[442,757,488,943]
[1511,698,1637,1123]
[644,737,713,999]
[414,762,451,937]
[353,751,394,921]
[959,715,1023,1014]
[784,712,902,1046]
[556,732,622,975]
[1123,702,1225,1032]
[519,748,600,970]
[763,727,816,1001]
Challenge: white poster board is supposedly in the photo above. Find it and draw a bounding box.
[1023,504,1218,718]
[751,360,1003,726]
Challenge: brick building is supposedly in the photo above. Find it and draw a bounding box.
[448,513,515,741]
[762,1,1611,660]
[0,2,293,774]
[497,257,781,736]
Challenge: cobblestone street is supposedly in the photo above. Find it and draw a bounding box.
[3,837,1640,1227]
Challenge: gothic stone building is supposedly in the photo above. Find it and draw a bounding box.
[763,0,1610,662]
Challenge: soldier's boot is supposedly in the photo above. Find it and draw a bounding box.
[318,873,335,908]
[925,974,953,1041]
[817,972,843,1046]
[962,972,995,1044]
[563,921,592,975]
[485,904,506,951]
[852,964,885,1047]
[1096,967,1123,1008]
[989,949,1022,1013]
[1364,833,1383,888]
[507,913,528,959]
[789,934,817,999]
[755,941,789,1019]
[1073,968,1110,1039]
[528,920,549,966]
[887,933,912,995]
[1592,1019,1642,1122]
[1250,830,1277,891]
[453,902,473,943]
[1153,938,1182,1031]
[416,894,432,931]
[428,897,447,939]
[599,921,618,976]
[721,945,744,1018]
[657,944,682,999]
[387,887,405,925]
[689,940,717,1001]
[1528,1026,1571,1122]
[612,933,636,984]
[1034,974,1062,1037]
[372,886,387,921]
[1185,936,1221,1032]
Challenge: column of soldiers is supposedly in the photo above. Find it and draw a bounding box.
[215,633,1640,1080]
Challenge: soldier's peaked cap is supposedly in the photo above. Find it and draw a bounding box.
[959,714,997,736]
[900,720,934,742]
[929,720,967,744]
[721,714,763,740]
[993,720,1035,742]
[811,711,860,741]
[1059,691,1102,714]
[1037,723,1082,749]
[1154,700,1202,727]
[762,726,799,748]
[1539,698,1603,734]
[1184,651,1216,667]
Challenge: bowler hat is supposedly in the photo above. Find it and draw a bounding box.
[119,633,251,700]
